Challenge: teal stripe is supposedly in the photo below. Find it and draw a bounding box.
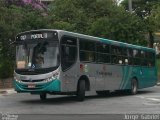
[122,67,132,89]
[120,66,132,90]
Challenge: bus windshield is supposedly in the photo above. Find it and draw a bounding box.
[16,41,59,70]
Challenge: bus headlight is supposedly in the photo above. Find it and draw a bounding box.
[52,72,59,79]
[45,77,54,82]
[44,72,59,83]
[14,76,22,83]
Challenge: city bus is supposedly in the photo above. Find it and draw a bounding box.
[14,29,158,101]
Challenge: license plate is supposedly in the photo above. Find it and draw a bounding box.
[28,84,35,88]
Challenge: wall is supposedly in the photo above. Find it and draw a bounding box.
[0,78,13,89]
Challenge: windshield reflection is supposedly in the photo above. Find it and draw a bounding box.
[16,41,59,69]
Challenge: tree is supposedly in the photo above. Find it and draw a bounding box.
[89,12,146,45]
[0,1,48,78]
[121,0,160,48]
[48,0,146,45]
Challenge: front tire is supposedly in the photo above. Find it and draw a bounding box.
[130,79,138,95]
[40,93,47,100]
[77,80,85,101]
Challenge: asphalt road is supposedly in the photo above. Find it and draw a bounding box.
[1,86,160,120]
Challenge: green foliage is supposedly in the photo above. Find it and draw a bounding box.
[0,1,48,78]
[0,59,13,79]
[121,0,160,47]
[89,12,147,45]
[48,0,147,46]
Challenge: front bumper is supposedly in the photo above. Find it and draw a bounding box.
[14,79,61,94]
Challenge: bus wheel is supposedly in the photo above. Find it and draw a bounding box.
[131,79,138,95]
[77,80,85,101]
[40,93,47,100]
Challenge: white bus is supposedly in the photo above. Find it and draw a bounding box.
[14,29,157,101]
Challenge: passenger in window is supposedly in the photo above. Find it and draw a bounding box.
[32,42,48,68]
[35,53,44,68]
[88,52,94,62]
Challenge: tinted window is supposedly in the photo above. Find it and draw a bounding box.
[132,49,141,65]
[80,51,95,62]
[80,39,96,62]
[133,49,140,58]
[80,40,95,51]
[111,45,122,64]
[96,43,110,63]
[147,51,155,67]
[141,50,148,66]
[97,43,110,53]
[61,37,77,46]
[61,36,77,71]
[111,45,122,55]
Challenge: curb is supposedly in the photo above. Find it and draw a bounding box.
[0,88,16,95]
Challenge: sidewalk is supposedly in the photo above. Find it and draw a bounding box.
[0,88,16,95]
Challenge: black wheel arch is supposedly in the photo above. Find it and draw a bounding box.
[77,75,90,91]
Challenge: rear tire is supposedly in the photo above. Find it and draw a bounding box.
[77,80,85,101]
[130,79,138,95]
[40,93,47,100]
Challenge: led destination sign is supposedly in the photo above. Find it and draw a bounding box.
[16,31,58,42]
[20,33,48,40]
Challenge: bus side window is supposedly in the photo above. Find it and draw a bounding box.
[141,50,148,66]
[80,39,96,62]
[96,43,110,63]
[127,48,133,65]
[61,36,77,71]
[111,45,122,64]
[147,52,155,67]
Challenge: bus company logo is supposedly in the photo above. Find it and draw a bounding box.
[32,64,35,69]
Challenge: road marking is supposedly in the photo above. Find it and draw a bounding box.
[146,98,160,102]
[136,96,160,102]
[0,89,17,96]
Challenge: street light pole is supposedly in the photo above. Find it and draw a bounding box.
[128,0,132,12]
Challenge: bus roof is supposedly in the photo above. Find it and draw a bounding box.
[16,29,155,52]
[58,30,155,52]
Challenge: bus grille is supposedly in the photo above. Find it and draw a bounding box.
[21,79,44,83]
